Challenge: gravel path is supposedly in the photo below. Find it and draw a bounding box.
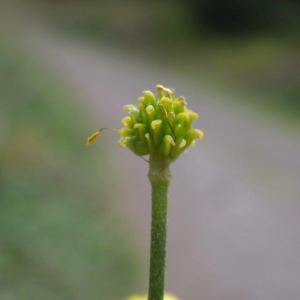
[23,30,300,300]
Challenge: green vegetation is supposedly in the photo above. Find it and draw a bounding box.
[174,35,300,124]
[0,42,140,300]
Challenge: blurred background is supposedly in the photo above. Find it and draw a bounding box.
[0,1,299,300]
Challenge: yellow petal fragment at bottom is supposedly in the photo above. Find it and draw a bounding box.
[126,293,179,300]
[195,129,204,140]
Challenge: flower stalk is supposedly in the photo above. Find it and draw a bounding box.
[148,159,171,300]
[119,85,204,300]
[87,84,203,300]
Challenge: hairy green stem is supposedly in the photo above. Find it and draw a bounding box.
[148,159,171,300]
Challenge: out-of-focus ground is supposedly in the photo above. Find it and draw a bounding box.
[24,30,300,300]
[1,1,300,300]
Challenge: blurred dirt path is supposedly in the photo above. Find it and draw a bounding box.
[21,29,300,300]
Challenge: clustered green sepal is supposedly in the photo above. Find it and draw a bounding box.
[119,84,204,161]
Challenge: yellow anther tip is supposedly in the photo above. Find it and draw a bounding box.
[123,104,138,112]
[195,129,204,140]
[151,119,162,130]
[164,135,176,146]
[156,84,173,95]
[122,116,131,127]
[86,131,101,145]
[146,105,155,115]
[134,123,145,129]
[179,139,187,149]
[156,84,164,91]
[143,90,153,96]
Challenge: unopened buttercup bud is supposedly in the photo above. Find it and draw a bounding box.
[119,84,203,162]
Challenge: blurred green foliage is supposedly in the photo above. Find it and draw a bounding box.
[0,42,140,300]
[174,36,300,122]
[36,0,299,122]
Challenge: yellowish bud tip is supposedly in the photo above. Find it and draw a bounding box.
[156,84,174,96]
[156,84,165,91]
[177,96,187,104]
[146,105,155,115]
[118,138,127,147]
[123,104,138,113]
[143,90,153,97]
[151,119,162,130]
[86,131,101,145]
[165,134,176,146]
[195,129,204,140]
[134,123,145,129]
[122,116,132,127]
[189,111,199,120]
[179,139,187,149]
[137,96,145,104]
[159,104,169,119]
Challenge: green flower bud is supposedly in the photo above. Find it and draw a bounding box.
[119,84,204,162]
